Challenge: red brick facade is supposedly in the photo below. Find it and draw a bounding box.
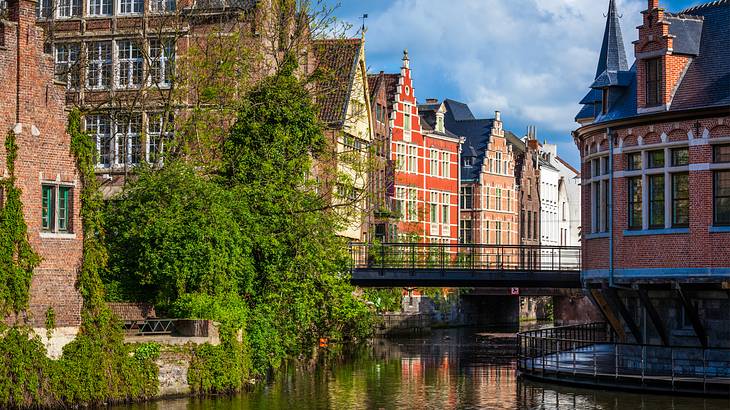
[1,0,83,327]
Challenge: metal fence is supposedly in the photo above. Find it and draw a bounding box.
[350,243,581,273]
[517,322,730,395]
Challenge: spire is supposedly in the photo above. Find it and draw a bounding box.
[595,0,629,79]
[402,49,410,69]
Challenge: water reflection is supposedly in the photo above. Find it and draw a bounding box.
[119,327,730,409]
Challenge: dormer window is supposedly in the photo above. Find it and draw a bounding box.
[463,157,473,167]
[435,113,445,133]
[645,58,662,107]
[601,88,609,114]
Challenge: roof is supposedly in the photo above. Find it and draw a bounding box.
[442,99,495,181]
[595,0,629,78]
[556,156,580,175]
[311,38,363,127]
[418,104,460,139]
[504,130,526,154]
[577,0,730,124]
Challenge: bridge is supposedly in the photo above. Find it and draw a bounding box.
[348,243,581,288]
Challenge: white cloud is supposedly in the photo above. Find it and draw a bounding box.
[360,0,646,164]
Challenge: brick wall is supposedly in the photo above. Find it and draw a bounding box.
[579,116,730,277]
[0,0,83,327]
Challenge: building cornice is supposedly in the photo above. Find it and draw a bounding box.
[574,105,730,140]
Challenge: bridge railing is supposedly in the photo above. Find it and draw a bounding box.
[349,243,581,273]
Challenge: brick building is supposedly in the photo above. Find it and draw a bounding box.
[575,0,730,347]
[442,100,519,249]
[367,71,396,242]
[384,51,462,244]
[505,128,540,262]
[35,0,271,196]
[1,0,83,333]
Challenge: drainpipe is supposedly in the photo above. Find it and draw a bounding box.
[608,127,615,287]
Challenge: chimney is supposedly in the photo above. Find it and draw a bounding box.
[426,98,438,104]
[495,110,501,122]
[648,0,658,10]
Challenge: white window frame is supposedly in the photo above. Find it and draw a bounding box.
[86,41,112,90]
[147,112,173,164]
[149,38,174,87]
[88,0,112,16]
[117,39,144,89]
[54,43,80,89]
[58,0,81,18]
[149,0,175,12]
[118,0,143,14]
[85,114,113,168]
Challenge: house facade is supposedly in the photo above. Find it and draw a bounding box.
[1,0,83,346]
[312,38,373,241]
[444,100,519,249]
[575,0,730,347]
[386,52,462,243]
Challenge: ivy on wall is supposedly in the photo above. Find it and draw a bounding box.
[0,130,41,318]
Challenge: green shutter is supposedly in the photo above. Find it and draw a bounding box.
[42,185,54,231]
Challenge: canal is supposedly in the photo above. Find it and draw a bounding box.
[118,327,730,409]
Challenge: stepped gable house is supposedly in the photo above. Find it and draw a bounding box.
[383,51,462,244]
[442,99,518,248]
[1,0,83,333]
[575,0,730,347]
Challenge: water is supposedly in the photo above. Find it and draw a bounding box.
[119,327,730,409]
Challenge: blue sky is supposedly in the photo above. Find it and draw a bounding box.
[326,0,701,166]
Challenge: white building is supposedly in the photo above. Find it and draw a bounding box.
[539,142,581,247]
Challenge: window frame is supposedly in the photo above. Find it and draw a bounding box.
[41,184,73,234]
[645,58,662,107]
[627,176,642,230]
[88,0,112,16]
[460,186,473,210]
[86,41,112,90]
[626,152,642,171]
[117,39,144,89]
[672,172,689,228]
[648,174,665,229]
[713,144,730,163]
[647,149,665,169]
[714,170,730,226]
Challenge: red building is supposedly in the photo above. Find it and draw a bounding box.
[575,0,730,347]
[387,51,462,244]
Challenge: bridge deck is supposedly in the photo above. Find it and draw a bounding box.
[349,243,581,288]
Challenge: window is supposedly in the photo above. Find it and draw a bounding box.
[117,40,143,88]
[58,0,81,17]
[37,0,52,18]
[628,177,642,229]
[533,211,538,239]
[496,152,502,174]
[645,58,662,107]
[403,112,411,132]
[429,150,438,176]
[495,188,502,211]
[54,44,80,88]
[460,186,473,209]
[150,0,175,12]
[463,157,473,167]
[602,156,609,175]
[440,152,449,178]
[87,41,112,89]
[119,0,142,13]
[592,159,600,177]
[648,174,665,228]
[527,211,532,239]
[88,0,112,15]
[430,203,438,224]
[150,38,174,86]
[495,221,502,245]
[118,114,142,165]
[627,152,642,170]
[714,171,730,226]
[436,115,444,133]
[407,188,417,222]
[407,145,417,173]
[601,88,609,114]
[147,112,173,163]
[714,145,730,163]
[672,173,689,227]
[42,185,72,233]
[647,150,665,168]
[672,148,689,167]
[85,115,112,167]
[459,220,473,244]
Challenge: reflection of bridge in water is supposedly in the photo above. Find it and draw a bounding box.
[349,243,581,288]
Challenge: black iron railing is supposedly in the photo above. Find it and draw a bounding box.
[350,243,581,273]
[518,322,730,395]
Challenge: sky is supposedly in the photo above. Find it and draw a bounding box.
[325,0,701,166]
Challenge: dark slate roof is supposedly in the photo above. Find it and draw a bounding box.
[580,89,602,104]
[577,1,730,124]
[418,105,459,139]
[595,0,629,78]
[590,70,633,89]
[312,39,362,127]
[666,14,704,56]
[539,157,559,172]
[504,130,526,154]
[442,99,494,181]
